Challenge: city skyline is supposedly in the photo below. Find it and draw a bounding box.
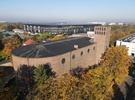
[0,0,135,23]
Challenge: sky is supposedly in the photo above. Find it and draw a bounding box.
[0,0,135,23]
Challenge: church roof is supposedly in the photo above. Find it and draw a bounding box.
[12,37,95,58]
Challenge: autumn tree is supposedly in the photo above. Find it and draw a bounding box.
[0,78,17,100]
[70,66,86,79]
[83,67,113,100]
[102,46,131,84]
[52,34,68,40]
[26,77,55,100]
[0,23,9,31]
[110,24,135,46]
[25,46,131,100]
[27,74,90,100]
[2,34,22,60]
[0,22,23,31]
[82,46,131,100]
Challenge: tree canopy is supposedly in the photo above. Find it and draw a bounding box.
[110,24,135,46]
[26,46,131,100]
[2,34,22,60]
[52,34,68,40]
[32,33,55,42]
[0,22,23,31]
[34,65,49,86]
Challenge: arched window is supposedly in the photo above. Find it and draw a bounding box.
[80,51,83,56]
[87,49,90,53]
[72,54,75,59]
[104,28,106,31]
[93,47,95,50]
[61,58,66,64]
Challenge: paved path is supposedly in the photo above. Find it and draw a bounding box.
[0,62,11,67]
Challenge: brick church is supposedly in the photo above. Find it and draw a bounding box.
[12,26,111,75]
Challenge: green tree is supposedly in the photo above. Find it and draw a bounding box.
[35,33,54,42]
[34,65,49,86]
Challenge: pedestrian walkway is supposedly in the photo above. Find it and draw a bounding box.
[0,62,11,67]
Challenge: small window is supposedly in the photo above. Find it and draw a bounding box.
[80,51,83,56]
[61,58,66,64]
[72,54,75,59]
[93,47,95,50]
[104,28,106,31]
[102,32,103,35]
[102,27,103,31]
[87,49,90,53]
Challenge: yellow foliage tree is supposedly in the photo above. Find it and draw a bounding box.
[2,36,22,60]
[82,46,131,100]
[27,74,92,100]
[83,67,113,100]
[52,34,68,40]
[26,46,131,100]
[102,46,131,84]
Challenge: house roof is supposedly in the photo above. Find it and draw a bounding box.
[12,37,95,58]
[23,39,37,45]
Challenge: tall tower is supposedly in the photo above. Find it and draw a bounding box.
[94,26,111,64]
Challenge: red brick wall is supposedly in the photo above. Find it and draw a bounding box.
[94,26,111,63]
[12,44,97,75]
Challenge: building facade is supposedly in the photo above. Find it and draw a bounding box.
[94,26,111,63]
[116,33,135,56]
[23,23,101,34]
[12,26,111,75]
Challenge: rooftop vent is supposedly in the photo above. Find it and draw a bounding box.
[74,45,78,49]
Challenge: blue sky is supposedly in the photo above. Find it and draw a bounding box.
[0,0,135,23]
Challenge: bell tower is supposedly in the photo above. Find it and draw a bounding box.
[94,26,111,63]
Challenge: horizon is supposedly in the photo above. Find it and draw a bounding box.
[0,0,135,23]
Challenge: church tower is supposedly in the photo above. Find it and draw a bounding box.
[94,26,111,63]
